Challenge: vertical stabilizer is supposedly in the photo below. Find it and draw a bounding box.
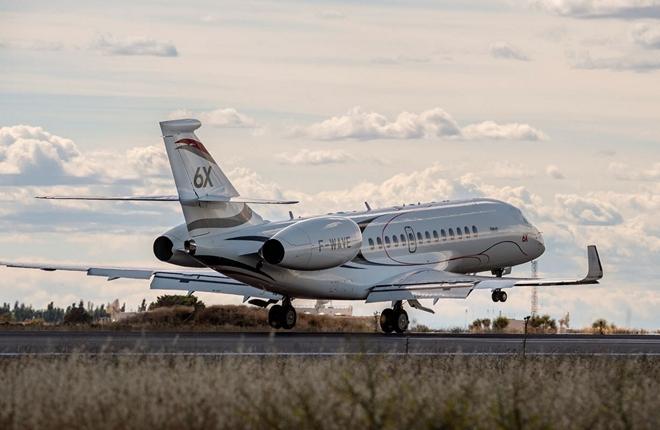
[159,119,263,236]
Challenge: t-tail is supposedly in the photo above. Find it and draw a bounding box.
[160,119,264,236]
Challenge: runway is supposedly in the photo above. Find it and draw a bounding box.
[1,331,659,356]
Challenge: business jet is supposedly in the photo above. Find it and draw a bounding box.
[1,119,603,333]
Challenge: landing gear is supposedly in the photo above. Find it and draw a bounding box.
[491,289,508,302]
[379,302,409,334]
[268,299,297,330]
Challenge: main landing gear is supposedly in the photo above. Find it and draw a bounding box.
[268,298,297,330]
[491,289,508,303]
[380,301,409,334]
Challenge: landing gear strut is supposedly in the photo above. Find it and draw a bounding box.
[268,298,297,330]
[491,289,508,303]
[379,301,409,334]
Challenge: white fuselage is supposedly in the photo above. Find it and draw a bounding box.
[165,198,545,300]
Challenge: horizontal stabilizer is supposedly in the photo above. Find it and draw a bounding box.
[36,195,298,204]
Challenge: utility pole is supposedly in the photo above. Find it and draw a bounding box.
[531,260,539,316]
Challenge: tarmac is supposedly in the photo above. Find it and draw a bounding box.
[1,331,659,356]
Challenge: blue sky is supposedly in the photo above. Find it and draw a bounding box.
[1,0,660,329]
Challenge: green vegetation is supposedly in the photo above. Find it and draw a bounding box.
[529,314,557,333]
[148,294,205,310]
[492,315,509,331]
[0,355,658,429]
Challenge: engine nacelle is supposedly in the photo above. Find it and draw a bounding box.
[153,224,205,268]
[261,216,362,270]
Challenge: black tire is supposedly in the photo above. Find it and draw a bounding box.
[393,309,409,333]
[491,291,500,302]
[268,305,283,329]
[500,291,508,302]
[380,309,394,333]
[281,306,297,330]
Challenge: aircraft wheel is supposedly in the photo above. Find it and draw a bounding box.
[268,305,283,329]
[281,305,297,330]
[491,291,500,302]
[499,291,508,302]
[380,309,395,333]
[393,309,409,334]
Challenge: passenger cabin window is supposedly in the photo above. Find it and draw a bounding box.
[472,225,478,236]
[441,229,447,241]
[464,226,470,237]
[376,237,383,248]
[425,231,431,242]
[400,234,406,243]
[456,228,463,239]
[368,238,374,249]
[383,237,390,248]
[392,236,399,247]
[417,232,423,242]
[408,232,415,242]
[433,230,439,241]
[448,228,454,239]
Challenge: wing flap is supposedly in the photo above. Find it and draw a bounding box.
[151,272,281,299]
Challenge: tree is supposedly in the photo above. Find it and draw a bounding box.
[469,318,491,331]
[492,316,509,331]
[592,318,610,335]
[63,301,92,325]
[138,299,147,312]
[148,295,205,310]
[529,314,557,333]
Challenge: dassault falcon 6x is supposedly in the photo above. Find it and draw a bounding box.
[1,119,603,333]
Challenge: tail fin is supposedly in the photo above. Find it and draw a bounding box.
[160,119,263,235]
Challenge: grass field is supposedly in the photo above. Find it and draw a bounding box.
[1,355,658,429]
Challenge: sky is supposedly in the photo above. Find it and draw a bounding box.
[1,0,660,329]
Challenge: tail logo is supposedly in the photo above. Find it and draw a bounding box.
[193,166,214,188]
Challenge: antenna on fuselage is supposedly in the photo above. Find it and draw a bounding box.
[288,211,294,220]
[364,201,371,211]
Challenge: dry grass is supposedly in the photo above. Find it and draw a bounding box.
[1,355,659,430]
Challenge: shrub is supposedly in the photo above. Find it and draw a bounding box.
[63,301,92,325]
[492,316,509,331]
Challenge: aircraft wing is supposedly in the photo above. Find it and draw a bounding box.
[366,245,602,305]
[35,195,298,204]
[0,261,282,300]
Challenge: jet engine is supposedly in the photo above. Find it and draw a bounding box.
[152,224,205,268]
[260,216,362,270]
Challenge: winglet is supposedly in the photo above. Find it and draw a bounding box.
[585,245,603,281]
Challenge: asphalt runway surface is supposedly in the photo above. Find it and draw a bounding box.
[1,331,659,356]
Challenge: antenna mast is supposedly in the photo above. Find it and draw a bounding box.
[531,260,539,316]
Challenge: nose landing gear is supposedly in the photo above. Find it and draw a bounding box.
[491,289,508,302]
[379,301,409,334]
[268,298,297,330]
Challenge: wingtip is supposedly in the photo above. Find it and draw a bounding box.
[586,245,603,280]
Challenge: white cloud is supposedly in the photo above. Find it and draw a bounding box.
[290,107,548,141]
[0,125,99,184]
[632,23,660,48]
[92,34,178,57]
[127,145,170,177]
[546,164,565,179]
[277,149,353,165]
[371,55,431,65]
[168,108,257,128]
[531,0,660,19]
[490,42,530,61]
[555,194,623,225]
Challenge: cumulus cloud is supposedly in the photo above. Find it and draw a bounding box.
[92,34,178,57]
[371,55,431,65]
[546,164,565,179]
[277,149,353,165]
[490,42,530,61]
[168,108,257,128]
[632,23,660,48]
[0,125,100,184]
[127,145,170,177]
[555,194,623,225]
[531,0,660,19]
[290,107,548,142]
